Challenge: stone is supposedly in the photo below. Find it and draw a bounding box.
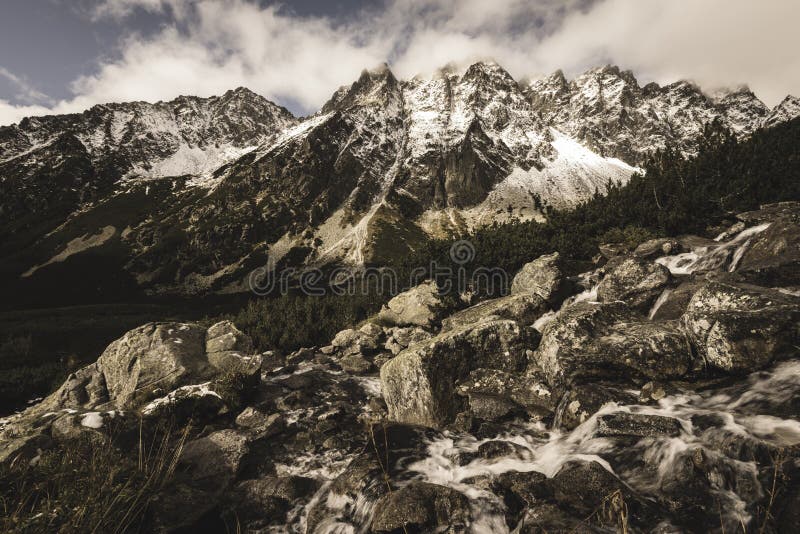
[554,383,638,430]
[648,277,705,321]
[511,252,569,305]
[736,216,800,286]
[550,460,625,515]
[597,257,672,313]
[441,292,550,331]
[206,320,254,355]
[338,353,375,374]
[98,323,209,409]
[384,326,433,355]
[681,279,800,373]
[381,319,539,427]
[370,481,470,533]
[634,238,682,259]
[477,440,531,460]
[595,412,683,438]
[534,301,692,388]
[455,368,554,419]
[377,280,451,328]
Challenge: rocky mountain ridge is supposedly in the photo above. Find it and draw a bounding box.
[1,62,797,300]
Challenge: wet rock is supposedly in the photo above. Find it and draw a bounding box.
[235,407,285,437]
[441,292,550,331]
[370,481,470,533]
[595,412,683,438]
[638,381,678,403]
[477,440,531,460]
[554,383,638,430]
[550,460,625,516]
[377,280,451,328]
[511,252,570,305]
[534,301,692,389]
[231,475,320,526]
[649,277,705,321]
[381,319,539,427]
[736,216,800,286]
[634,238,682,259]
[493,470,551,509]
[455,368,554,420]
[516,503,594,533]
[682,279,800,373]
[597,257,672,312]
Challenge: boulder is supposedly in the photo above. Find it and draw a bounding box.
[455,368,554,420]
[370,481,470,533]
[550,460,625,516]
[597,257,672,312]
[534,301,692,389]
[384,326,433,355]
[331,325,383,356]
[441,292,549,331]
[553,383,638,430]
[516,503,594,534]
[206,320,254,355]
[511,252,569,305]
[649,277,705,321]
[634,238,682,259]
[736,217,800,286]
[681,279,800,373]
[595,412,683,438]
[381,319,539,427]
[377,280,450,328]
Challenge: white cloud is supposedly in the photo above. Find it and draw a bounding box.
[1,0,798,126]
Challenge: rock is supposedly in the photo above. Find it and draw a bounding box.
[98,323,209,409]
[634,238,682,259]
[736,201,800,224]
[206,320,254,355]
[40,363,108,412]
[441,292,550,331]
[648,277,705,321]
[638,381,675,403]
[597,257,672,312]
[554,383,638,430]
[370,481,470,533]
[511,252,569,305]
[534,301,692,388]
[377,280,451,328]
[232,475,320,525]
[384,326,433,355]
[338,353,375,374]
[235,407,285,436]
[516,503,594,533]
[550,460,625,516]
[736,216,800,286]
[595,412,683,438]
[477,440,531,460]
[681,279,800,373]
[140,383,226,420]
[331,327,382,356]
[381,319,539,427]
[599,242,627,259]
[154,429,248,530]
[455,368,554,420]
[493,470,551,508]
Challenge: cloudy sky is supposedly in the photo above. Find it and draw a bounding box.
[1,0,799,125]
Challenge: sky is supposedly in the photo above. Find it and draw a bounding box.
[1,0,799,126]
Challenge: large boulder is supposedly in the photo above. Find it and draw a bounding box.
[441,292,549,331]
[370,481,470,533]
[511,252,569,304]
[736,216,800,286]
[455,368,554,421]
[533,301,692,389]
[377,280,451,328]
[681,278,800,373]
[597,257,672,313]
[381,319,539,427]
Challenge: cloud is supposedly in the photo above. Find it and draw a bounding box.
[1,0,798,126]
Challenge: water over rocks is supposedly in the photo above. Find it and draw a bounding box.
[2,202,800,533]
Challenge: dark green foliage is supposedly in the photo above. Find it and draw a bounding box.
[224,291,386,352]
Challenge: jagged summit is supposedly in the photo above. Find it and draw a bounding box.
[1,60,797,298]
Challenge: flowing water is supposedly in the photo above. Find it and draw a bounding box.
[656,223,770,276]
[291,359,800,533]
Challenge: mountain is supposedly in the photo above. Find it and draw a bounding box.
[0,62,797,303]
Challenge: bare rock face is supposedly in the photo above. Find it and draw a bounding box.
[597,257,672,312]
[511,252,568,305]
[377,280,451,328]
[381,319,539,427]
[682,279,800,373]
[533,301,692,388]
[736,215,800,286]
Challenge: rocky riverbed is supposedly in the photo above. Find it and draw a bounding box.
[2,202,800,533]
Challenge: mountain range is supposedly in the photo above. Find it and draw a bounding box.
[1,61,797,302]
